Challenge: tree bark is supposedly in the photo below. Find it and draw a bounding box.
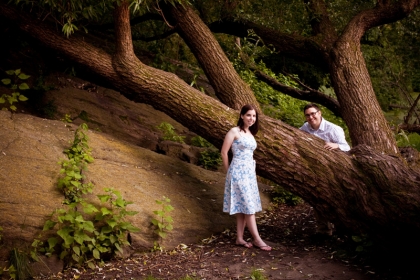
[1,2,420,248]
[163,3,260,111]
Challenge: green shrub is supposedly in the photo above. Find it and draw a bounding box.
[396,130,420,151]
[198,149,222,170]
[32,123,140,269]
[34,188,139,269]
[156,122,185,143]
[250,268,267,280]
[0,69,30,111]
[270,185,302,206]
[58,123,94,203]
[151,196,174,251]
[190,135,212,147]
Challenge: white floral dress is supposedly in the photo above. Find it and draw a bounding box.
[223,135,262,215]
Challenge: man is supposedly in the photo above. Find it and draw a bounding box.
[300,103,350,152]
[300,103,351,236]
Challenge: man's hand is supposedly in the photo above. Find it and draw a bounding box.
[324,142,339,150]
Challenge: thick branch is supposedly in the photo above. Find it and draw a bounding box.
[341,0,420,42]
[113,1,135,59]
[164,3,260,111]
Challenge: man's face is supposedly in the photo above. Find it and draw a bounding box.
[304,107,321,129]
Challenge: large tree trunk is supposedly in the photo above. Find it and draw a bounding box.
[329,39,398,154]
[1,2,420,249]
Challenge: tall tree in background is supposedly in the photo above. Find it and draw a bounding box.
[0,0,420,250]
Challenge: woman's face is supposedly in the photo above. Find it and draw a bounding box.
[241,109,256,128]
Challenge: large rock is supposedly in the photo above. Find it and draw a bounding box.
[0,80,271,274]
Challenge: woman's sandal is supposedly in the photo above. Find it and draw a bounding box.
[253,243,272,251]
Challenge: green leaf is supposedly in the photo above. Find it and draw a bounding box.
[75,215,86,223]
[82,221,95,232]
[18,95,28,101]
[106,218,117,228]
[98,194,110,203]
[115,242,123,253]
[115,197,125,207]
[83,203,98,214]
[59,250,68,260]
[124,210,138,216]
[75,231,91,245]
[5,70,15,75]
[88,261,96,269]
[126,224,140,232]
[18,73,30,80]
[1,78,11,85]
[43,219,57,231]
[47,237,58,249]
[100,226,113,234]
[100,207,112,216]
[93,248,100,259]
[110,235,117,244]
[355,245,364,252]
[352,236,362,243]
[72,253,80,262]
[57,228,75,245]
[10,105,17,111]
[0,96,5,103]
[19,83,30,90]
[70,180,80,187]
[14,69,21,75]
[73,245,81,256]
[164,205,174,212]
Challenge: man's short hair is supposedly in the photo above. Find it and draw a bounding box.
[303,103,321,112]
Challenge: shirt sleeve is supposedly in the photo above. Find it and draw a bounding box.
[331,126,351,151]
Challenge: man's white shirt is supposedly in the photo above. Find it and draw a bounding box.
[300,118,351,151]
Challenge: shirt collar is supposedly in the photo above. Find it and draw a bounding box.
[309,117,325,131]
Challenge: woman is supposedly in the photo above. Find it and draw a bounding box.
[221,104,271,251]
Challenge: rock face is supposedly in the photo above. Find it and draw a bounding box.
[0,77,271,273]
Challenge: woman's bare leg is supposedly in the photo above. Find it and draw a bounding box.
[244,214,271,251]
[235,214,252,247]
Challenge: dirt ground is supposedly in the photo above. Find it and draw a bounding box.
[34,201,410,280]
